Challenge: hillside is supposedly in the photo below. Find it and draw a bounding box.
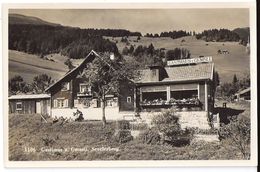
[9,13,61,26]
[233,27,250,43]
[8,14,142,59]
[106,36,250,83]
[8,13,250,83]
[9,50,69,83]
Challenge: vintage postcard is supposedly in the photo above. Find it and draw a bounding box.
[2,2,257,167]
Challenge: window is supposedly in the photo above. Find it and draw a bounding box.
[61,82,70,91]
[142,91,167,101]
[106,98,118,107]
[54,98,69,108]
[127,96,132,103]
[54,99,58,108]
[152,69,157,76]
[170,90,198,100]
[16,102,22,110]
[80,84,91,94]
[64,99,68,107]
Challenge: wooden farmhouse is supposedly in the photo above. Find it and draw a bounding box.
[9,50,216,129]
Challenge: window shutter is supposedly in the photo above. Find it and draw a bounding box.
[54,99,58,108]
[64,99,69,107]
[67,82,70,90]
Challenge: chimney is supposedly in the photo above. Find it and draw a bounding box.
[148,65,167,82]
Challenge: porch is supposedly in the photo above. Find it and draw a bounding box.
[138,83,207,112]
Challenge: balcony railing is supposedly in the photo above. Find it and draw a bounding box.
[77,92,92,97]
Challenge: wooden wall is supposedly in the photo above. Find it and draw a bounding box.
[118,80,135,111]
[51,78,74,108]
[9,99,36,114]
[9,99,50,115]
[199,82,206,111]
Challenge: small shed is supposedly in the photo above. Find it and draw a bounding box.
[9,94,51,115]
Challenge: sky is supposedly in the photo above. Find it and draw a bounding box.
[9,9,249,34]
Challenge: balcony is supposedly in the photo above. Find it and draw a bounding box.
[77,92,92,97]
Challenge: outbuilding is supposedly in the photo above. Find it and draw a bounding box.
[234,87,250,101]
[9,94,51,115]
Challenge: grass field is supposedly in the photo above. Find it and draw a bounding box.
[9,101,250,161]
[105,36,250,82]
[8,50,69,83]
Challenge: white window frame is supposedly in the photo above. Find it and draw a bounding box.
[53,99,58,108]
[16,102,22,110]
[79,83,91,93]
[64,99,69,108]
[127,96,132,103]
[54,98,69,108]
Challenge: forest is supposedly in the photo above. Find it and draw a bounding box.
[195,29,241,42]
[9,24,141,58]
[145,30,191,39]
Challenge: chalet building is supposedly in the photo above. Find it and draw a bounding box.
[234,87,250,101]
[9,50,216,129]
[44,50,120,120]
[9,94,51,115]
[135,59,214,113]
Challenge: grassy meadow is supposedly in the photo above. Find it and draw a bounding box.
[9,101,250,161]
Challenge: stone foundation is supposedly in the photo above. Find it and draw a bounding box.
[51,108,211,130]
[139,111,211,130]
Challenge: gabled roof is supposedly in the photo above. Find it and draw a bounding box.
[136,62,214,84]
[9,94,50,100]
[236,87,250,95]
[45,50,100,92]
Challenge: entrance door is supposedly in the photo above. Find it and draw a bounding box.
[36,101,41,114]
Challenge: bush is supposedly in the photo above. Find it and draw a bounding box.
[114,130,133,143]
[219,114,250,159]
[130,122,148,130]
[138,128,161,145]
[152,109,193,146]
[116,120,130,130]
[189,127,219,135]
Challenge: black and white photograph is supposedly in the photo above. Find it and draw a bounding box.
[2,2,257,167]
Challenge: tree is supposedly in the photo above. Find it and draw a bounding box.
[64,59,74,70]
[122,46,129,55]
[128,45,134,54]
[213,71,220,91]
[147,43,155,56]
[9,75,29,95]
[32,74,53,93]
[154,33,159,37]
[233,74,238,85]
[166,48,191,61]
[232,74,239,94]
[80,52,137,126]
